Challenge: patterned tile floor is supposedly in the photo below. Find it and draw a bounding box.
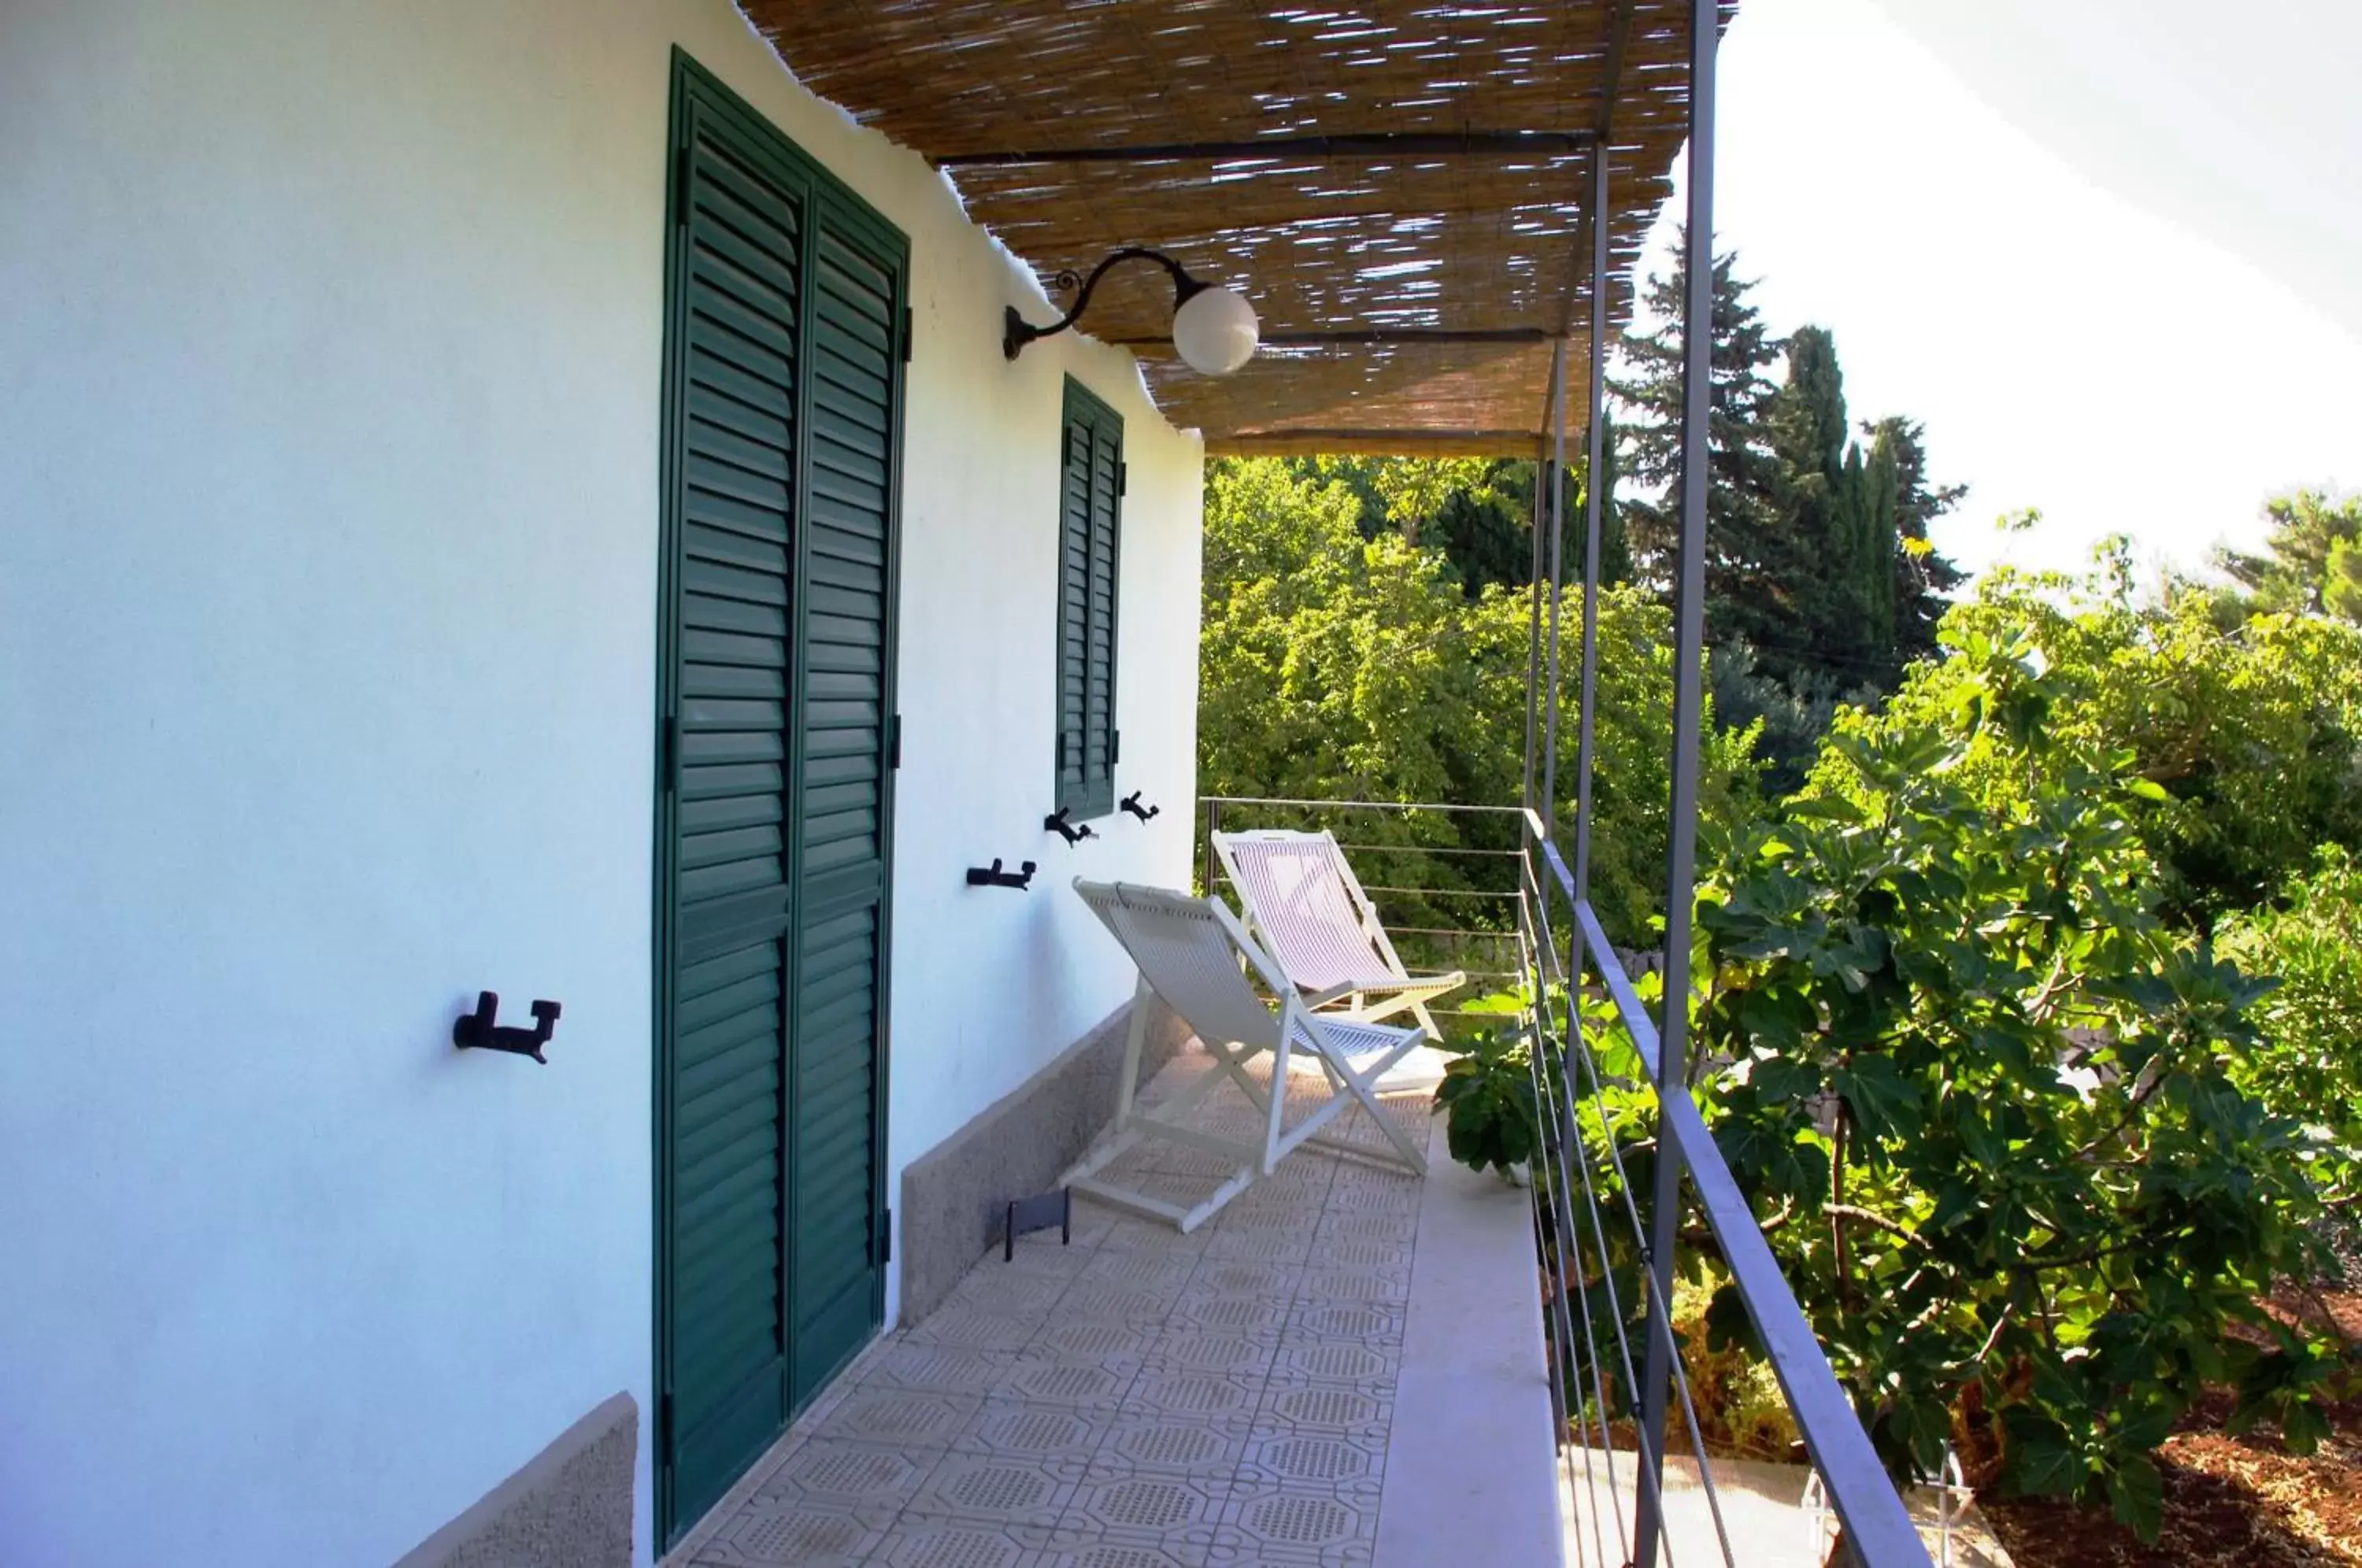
[674,1044,1444,1568]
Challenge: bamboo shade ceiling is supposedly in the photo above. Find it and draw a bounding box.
[742,2,1726,457]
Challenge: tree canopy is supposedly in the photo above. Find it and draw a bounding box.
[1687,633,2345,1537]
[1889,544,2362,925]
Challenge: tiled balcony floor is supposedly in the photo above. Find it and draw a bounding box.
[672,1043,1478,1568]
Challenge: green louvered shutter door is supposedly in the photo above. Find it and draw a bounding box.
[656,57,904,1547]
[1055,381,1121,819]
[787,194,902,1398]
[661,88,802,1536]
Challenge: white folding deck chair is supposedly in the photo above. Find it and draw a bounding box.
[1064,878,1427,1232]
[1212,827,1467,1039]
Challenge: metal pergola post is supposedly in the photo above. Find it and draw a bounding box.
[1573,147,1609,904]
[1631,1,1717,1562]
[1540,338,1572,826]
[1523,453,1547,817]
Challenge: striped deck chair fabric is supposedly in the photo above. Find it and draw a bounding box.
[1212,827,1466,1038]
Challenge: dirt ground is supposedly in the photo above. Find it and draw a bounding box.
[1979,1289,2362,1568]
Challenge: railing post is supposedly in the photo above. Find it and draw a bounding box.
[1632,2,1718,1563]
[1573,144,1609,905]
[1201,797,1220,897]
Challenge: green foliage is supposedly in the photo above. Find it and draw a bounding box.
[1198,458,1465,806]
[1286,453,1627,603]
[1709,641,1879,797]
[1674,1271,1803,1460]
[1198,447,2362,1539]
[2216,845,2362,1208]
[1678,627,2342,1538]
[2326,538,2362,623]
[1462,576,1759,940]
[1298,455,1501,549]
[1434,1028,1541,1178]
[2212,490,2362,623]
[1868,546,2362,923]
[1198,457,1756,944]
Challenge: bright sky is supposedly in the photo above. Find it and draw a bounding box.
[1632,0,2362,583]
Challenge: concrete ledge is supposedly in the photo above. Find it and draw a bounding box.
[1559,1451,2016,1566]
[1377,1114,1564,1567]
[395,1392,636,1568]
[897,995,1187,1326]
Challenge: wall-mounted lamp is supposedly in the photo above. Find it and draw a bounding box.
[1005,246,1259,375]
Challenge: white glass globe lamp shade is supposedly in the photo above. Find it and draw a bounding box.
[1172,285,1259,375]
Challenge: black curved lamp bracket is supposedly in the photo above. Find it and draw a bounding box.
[1005,246,1209,361]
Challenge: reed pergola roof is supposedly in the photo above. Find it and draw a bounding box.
[742,2,1728,457]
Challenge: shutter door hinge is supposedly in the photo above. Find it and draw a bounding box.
[657,1391,674,1459]
[1117,460,1127,497]
[1110,729,1120,768]
[901,305,914,364]
[661,716,679,792]
[888,713,902,770]
[878,1208,893,1265]
[673,146,692,228]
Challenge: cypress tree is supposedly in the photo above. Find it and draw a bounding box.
[1858,431,1901,669]
[1866,416,1968,665]
[1768,325,1853,683]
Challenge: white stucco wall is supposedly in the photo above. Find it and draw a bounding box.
[0,4,1200,1565]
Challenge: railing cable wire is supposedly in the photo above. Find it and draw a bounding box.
[1517,879,1626,1568]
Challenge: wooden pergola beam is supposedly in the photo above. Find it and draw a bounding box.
[933,131,1595,168]
[1113,327,1557,348]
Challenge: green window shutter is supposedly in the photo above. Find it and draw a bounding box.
[661,86,802,1537]
[1055,379,1122,819]
[655,53,905,1548]
[787,194,901,1397]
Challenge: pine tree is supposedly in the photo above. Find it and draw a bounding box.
[1561,408,1634,592]
[1611,235,1790,655]
[2326,536,2362,623]
[2214,490,2362,620]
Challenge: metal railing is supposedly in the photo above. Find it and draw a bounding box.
[1201,795,1934,1568]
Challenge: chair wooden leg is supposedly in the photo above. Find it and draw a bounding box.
[1112,975,1153,1131]
[1331,1048,1428,1173]
[1260,1009,1297,1175]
